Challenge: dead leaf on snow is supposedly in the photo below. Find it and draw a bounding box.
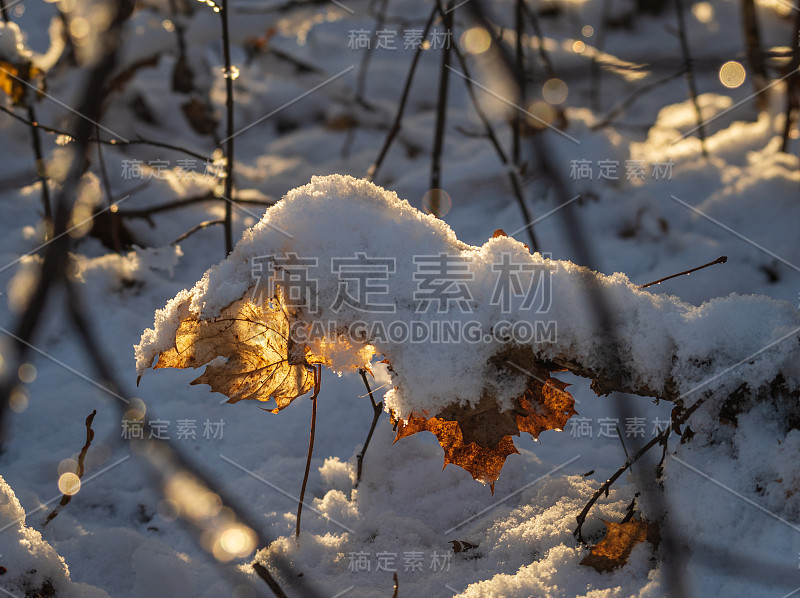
[580,518,659,573]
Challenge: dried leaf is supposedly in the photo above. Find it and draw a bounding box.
[516,371,577,439]
[580,518,659,573]
[393,358,576,490]
[491,228,529,251]
[0,60,43,106]
[394,414,518,492]
[154,290,318,411]
[449,540,478,554]
[436,394,519,448]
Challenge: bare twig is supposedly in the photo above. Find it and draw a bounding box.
[445,11,539,251]
[513,0,525,166]
[219,0,236,254]
[27,104,53,229]
[95,125,122,251]
[674,0,708,156]
[170,219,225,245]
[574,392,709,543]
[253,563,290,598]
[780,7,800,153]
[591,68,686,130]
[116,193,273,221]
[367,5,438,181]
[42,409,97,526]
[588,0,614,111]
[356,369,383,485]
[429,0,454,217]
[342,0,389,158]
[296,364,321,538]
[741,0,768,109]
[638,255,727,289]
[0,104,212,162]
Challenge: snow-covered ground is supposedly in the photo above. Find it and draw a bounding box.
[1,0,800,596]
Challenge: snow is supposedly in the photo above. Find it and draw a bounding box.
[0,22,28,62]
[0,475,109,598]
[1,0,800,596]
[137,174,800,423]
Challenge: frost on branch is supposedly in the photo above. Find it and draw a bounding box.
[136,175,800,484]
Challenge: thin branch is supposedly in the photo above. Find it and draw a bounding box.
[638,255,727,289]
[170,219,225,245]
[27,103,52,229]
[0,104,213,162]
[573,390,710,543]
[591,68,686,130]
[741,0,769,110]
[342,0,389,158]
[445,11,539,251]
[116,193,273,221]
[367,5,438,181]
[429,0,454,217]
[296,365,321,538]
[674,0,708,156]
[219,0,236,255]
[356,369,383,486]
[513,0,525,166]
[588,0,614,111]
[95,124,122,251]
[780,7,800,153]
[42,409,97,526]
[252,563,290,598]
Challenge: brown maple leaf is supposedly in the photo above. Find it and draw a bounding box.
[393,360,576,491]
[516,370,577,439]
[394,413,518,493]
[580,518,659,573]
[153,290,320,411]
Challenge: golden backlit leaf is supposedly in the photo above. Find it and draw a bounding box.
[154,291,318,411]
[436,393,520,448]
[394,413,518,493]
[580,518,659,573]
[516,370,577,439]
[392,357,576,491]
[0,61,44,106]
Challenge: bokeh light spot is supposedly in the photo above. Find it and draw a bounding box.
[719,61,746,88]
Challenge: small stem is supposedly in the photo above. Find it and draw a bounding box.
[574,391,710,542]
[296,365,321,538]
[220,0,235,255]
[356,369,383,486]
[252,563,289,598]
[513,0,524,166]
[429,0,453,217]
[780,8,800,153]
[674,0,708,156]
[638,256,726,289]
[368,5,437,181]
[0,104,212,162]
[170,219,225,245]
[95,124,122,251]
[43,409,97,526]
